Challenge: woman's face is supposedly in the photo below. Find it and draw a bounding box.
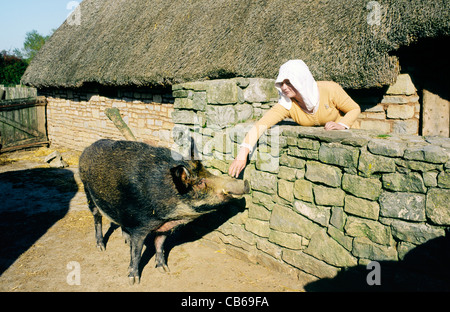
[280,79,300,99]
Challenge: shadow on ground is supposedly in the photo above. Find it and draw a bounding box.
[0,168,78,275]
[100,198,247,276]
[305,231,450,292]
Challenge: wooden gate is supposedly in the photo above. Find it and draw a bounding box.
[0,96,49,153]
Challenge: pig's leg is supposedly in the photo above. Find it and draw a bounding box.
[85,190,105,251]
[127,232,146,285]
[153,220,187,273]
[154,233,170,273]
[122,227,130,245]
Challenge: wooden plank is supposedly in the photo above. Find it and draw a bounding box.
[422,89,450,137]
[0,114,42,137]
[0,139,49,153]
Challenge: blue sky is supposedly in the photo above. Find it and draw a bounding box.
[0,0,79,52]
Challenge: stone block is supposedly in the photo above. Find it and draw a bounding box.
[278,179,294,202]
[352,237,398,261]
[172,89,192,98]
[171,110,197,124]
[245,218,270,237]
[269,230,305,250]
[313,185,345,206]
[386,74,417,95]
[345,216,392,246]
[269,204,321,239]
[205,105,236,128]
[391,220,446,244]
[381,95,419,104]
[207,158,229,173]
[294,200,330,227]
[342,174,382,200]
[243,78,279,103]
[277,166,297,181]
[392,120,418,135]
[327,226,353,251]
[386,104,415,119]
[235,104,253,123]
[330,207,347,230]
[213,131,233,154]
[359,120,391,133]
[379,191,426,221]
[426,188,450,225]
[382,172,427,193]
[255,152,279,173]
[288,147,319,160]
[297,138,320,150]
[251,190,275,207]
[250,170,277,194]
[404,145,449,164]
[206,80,240,104]
[358,151,396,176]
[255,237,283,260]
[173,81,208,91]
[423,171,438,187]
[293,179,313,202]
[305,161,342,187]
[344,195,379,220]
[437,171,450,188]
[282,249,340,279]
[248,203,271,221]
[318,143,359,168]
[367,138,406,157]
[192,92,207,111]
[304,229,357,267]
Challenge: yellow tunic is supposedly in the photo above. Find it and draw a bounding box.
[242,81,361,148]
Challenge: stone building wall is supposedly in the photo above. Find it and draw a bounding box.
[39,88,174,151]
[358,74,421,135]
[172,78,450,282]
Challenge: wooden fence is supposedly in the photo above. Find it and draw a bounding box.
[0,96,49,153]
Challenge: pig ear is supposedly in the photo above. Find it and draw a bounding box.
[170,165,191,193]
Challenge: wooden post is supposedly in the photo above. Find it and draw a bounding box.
[105,108,137,141]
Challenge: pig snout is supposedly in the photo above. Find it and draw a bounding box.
[221,179,250,197]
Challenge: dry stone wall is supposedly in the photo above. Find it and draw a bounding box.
[172,78,450,281]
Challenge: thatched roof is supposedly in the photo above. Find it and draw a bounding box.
[22,0,450,89]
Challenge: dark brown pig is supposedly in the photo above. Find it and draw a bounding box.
[78,139,249,284]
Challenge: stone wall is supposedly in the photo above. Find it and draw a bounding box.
[172,78,450,282]
[39,88,174,151]
[358,74,421,135]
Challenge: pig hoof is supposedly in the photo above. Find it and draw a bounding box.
[96,242,106,251]
[128,276,140,285]
[156,264,170,273]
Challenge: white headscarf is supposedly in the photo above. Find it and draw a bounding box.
[275,60,319,112]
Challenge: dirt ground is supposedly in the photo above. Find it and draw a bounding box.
[0,147,306,292]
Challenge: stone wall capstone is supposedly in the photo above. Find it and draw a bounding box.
[171,78,450,283]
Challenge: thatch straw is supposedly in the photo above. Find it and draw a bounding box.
[21,0,450,89]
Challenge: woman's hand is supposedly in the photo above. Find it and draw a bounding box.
[228,147,250,178]
[324,121,346,131]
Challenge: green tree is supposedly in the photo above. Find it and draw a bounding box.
[14,30,50,64]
